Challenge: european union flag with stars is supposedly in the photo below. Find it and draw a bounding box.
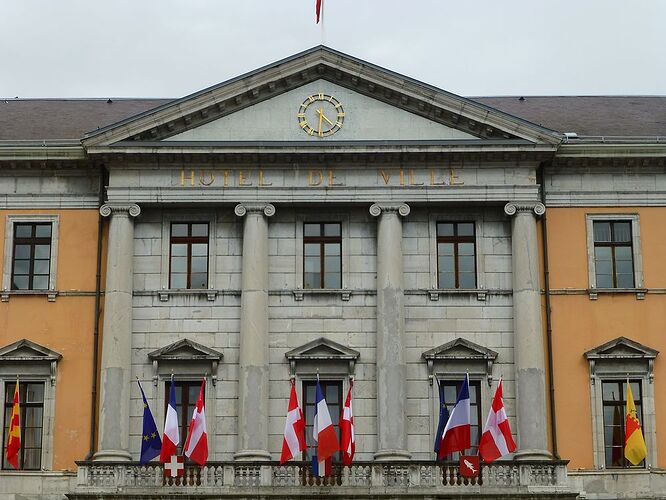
[138,379,162,464]
[433,378,450,460]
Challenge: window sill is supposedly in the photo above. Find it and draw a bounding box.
[426,289,497,302]
[1,290,57,302]
[293,288,352,301]
[154,289,219,302]
[588,288,647,300]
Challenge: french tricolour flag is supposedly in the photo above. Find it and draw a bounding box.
[312,380,339,476]
[160,375,179,462]
[439,373,471,458]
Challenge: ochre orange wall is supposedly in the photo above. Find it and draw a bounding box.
[0,210,99,471]
[547,207,666,469]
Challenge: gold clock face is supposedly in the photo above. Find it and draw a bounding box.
[297,93,345,137]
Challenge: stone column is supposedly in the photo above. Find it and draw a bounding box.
[504,202,551,460]
[234,203,275,461]
[370,203,412,460]
[94,203,140,462]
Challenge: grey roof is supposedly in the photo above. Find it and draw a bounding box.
[1,95,664,141]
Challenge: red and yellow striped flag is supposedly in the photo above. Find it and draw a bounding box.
[5,382,20,469]
[624,383,647,466]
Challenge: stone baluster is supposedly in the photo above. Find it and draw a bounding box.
[370,203,412,460]
[504,202,551,460]
[94,203,141,461]
[234,203,275,461]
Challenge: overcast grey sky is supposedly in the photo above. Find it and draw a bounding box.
[1,0,664,98]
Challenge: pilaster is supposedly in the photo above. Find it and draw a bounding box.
[370,203,411,460]
[94,203,140,462]
[504,201,551,460]
[234,203,275,461]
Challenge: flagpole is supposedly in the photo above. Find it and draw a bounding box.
[320,0,325,45]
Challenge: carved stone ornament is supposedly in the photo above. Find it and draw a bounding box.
[234,203,276,218]
[99,203,141,218]
[369,203,411,217]
[504,202,545,217]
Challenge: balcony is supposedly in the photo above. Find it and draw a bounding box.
[69,460,576,499]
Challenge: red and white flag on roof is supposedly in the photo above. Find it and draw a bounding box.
[479,378,516,463]
[340,380,355,465]
[315,0,323,24]
[280,381,306,464]
[184,378,208,465]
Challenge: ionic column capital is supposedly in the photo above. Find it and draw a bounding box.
[504,202,545,217]
[369,203,410,218]
[100,203,141,218]
[234,203,276,218]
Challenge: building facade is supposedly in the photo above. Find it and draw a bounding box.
[0,47,664,499]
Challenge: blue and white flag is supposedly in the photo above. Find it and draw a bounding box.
[137,380,162,464]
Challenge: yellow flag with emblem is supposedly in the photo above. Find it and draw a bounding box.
[624,383,647,465]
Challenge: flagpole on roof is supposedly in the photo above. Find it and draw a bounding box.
[320,0,325,45]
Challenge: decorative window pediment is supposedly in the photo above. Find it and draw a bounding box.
[0,339,62,385]
[285,337,359,378]
[148,339,223,386]
[422,337,497,386]
[584,336,658,383]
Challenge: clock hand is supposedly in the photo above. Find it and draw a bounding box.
[320,111,334,127]
[317,107,324,137]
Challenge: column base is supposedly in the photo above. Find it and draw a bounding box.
[234,449,272,461]
[374,449,412,461]
[514,448,553,461]
[92,449,132,462]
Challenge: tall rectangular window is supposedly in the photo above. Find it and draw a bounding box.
[437,222,476,289]
[2,382,44,470]
[302,380,342,461]
[11,223,52,290]
[169,222,209,289]
[440,379,481,459]
[164,381,202,455]
[303,223,341,289]
[602,380,644,468]
[593,221,634,288]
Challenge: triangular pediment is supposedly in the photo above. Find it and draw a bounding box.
[148,339,223,362]
[422,337,498,362]
[0,339,62,362]
[584,337,658,361]
[285,337,360,362]
[82,46,561,148]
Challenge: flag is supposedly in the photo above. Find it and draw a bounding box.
[624,382,647,465]
[439,374,471,458]
[611,399,624,466]
[280,381,306,464]
[340,380,355,465]
[138,380,162,464]
[184,378,208,465]
[160,375,179,462]
[5,381,20,469]
[433,379,450,459]
[312,455,332,476]
[479,377,516,463]
[315,0,322,24]
[312,380,339,476]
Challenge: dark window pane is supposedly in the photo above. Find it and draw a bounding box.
[459,255,475,273]
[438,243,454,257]
[32,276,48,290]
[26,384,44,403]
[459,273,476,289]
[324,243,340,256]
[12,276,29,290]
[304,224,321,237]
[325,256,340,273]
[324,223,341,237]
[34,224,51,238]
[191,274,208,289]
[171,256,187,273]
[439,272,455,289]
[171,244,187,257]
[593,222,611,242]
[171,274,187,289]
[191,243,208,257]
[324,273,341,289]
[304,256,320,273]
[458,243,475,256]
[33,260,49,275]
[437,223,454,237]
[13,260,29,275]
[191,224,208,237]
[34,245,50,260]
[304,243,320,257]
[171,224,188,237]
[14,245,30,259]
[613,222,631,242]
[603,382,621,401]
[458,223,474,237]
[191,256,208,273]
[15,225,33,238]
[304,273,320,289]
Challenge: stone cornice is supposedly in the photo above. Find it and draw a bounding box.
[100,203,141,218]
[234,203,276,217]
[504,202,545,217]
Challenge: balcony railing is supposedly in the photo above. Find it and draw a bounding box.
[72,460,573,498]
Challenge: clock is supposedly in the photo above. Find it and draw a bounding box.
[297,93,345,137]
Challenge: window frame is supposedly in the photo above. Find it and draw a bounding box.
[436,378,483,460]
[600,379,645,469]
[435,221,477,289]
[586,214,643,292]
[163,380,204,456]
[2,215,59,299]
[302,222,343,290]
[2,381,46,470]
[168,221,210,290]
[301,379,344,462]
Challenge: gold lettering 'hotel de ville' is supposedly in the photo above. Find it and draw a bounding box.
[0,47,665,499]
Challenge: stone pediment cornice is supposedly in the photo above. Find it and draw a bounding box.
[81,46,562,148]
[148,338,223,362]
[584,336,658,361]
